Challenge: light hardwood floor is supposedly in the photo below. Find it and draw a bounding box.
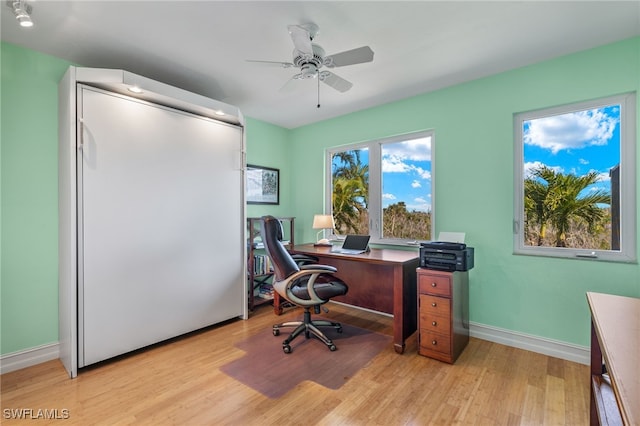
[1,303,590,425]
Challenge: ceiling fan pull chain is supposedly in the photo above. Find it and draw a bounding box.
[317,73,321,108]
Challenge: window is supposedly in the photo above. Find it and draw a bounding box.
[514,93,636,262]
[326,131,434,244]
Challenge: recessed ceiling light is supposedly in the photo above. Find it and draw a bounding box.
[8,0,34,28]
[215,110,225,116]
[128,86,143,94]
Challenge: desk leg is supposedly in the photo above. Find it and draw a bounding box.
[273,293,283,315]
[590,320,603,426]
[393,265,405,354]
[392,262,418,354]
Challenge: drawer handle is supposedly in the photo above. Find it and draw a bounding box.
[432,321,437,326]
[431,302,437,307]
[431,282,437,287]
[432,340,437,346]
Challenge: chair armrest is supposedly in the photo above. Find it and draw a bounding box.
[274,267,337,306]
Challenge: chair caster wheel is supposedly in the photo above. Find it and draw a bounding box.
[273,328,280,336]
[329,344,337,351]
[283,344,292,354]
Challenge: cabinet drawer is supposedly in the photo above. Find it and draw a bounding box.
[419,311,451,335]
[419,330,451,355]
[420,294,450,317]
[418,273,451,297]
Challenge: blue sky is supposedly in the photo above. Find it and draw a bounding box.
[332,137,433,213]
[381,137,432,212]
[523,105,621,196]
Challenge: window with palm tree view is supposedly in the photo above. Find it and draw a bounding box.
[327,132,433,243]
[514,93,636,262]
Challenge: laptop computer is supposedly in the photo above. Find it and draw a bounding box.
[331,235,371,255]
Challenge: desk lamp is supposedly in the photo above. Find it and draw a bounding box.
[312,214,335,246]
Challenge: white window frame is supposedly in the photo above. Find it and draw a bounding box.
[325,130,435,245]
[513,92,636,262]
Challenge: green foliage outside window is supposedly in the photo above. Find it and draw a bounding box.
[332,150,369,234]
[524,165,612,248]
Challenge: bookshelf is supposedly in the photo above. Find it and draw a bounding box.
[246,217,295,312]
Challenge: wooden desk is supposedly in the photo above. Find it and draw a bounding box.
[586,292,639,426]
[290,243,420,354]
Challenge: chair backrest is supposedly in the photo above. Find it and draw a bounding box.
[260,216,300,281]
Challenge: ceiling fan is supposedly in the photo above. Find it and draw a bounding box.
[247,23,374,97]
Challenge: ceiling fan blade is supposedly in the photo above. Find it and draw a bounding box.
[320,71,353,93]
[246,60,295,68]
[278,74,303,92]
[324,46,374,68]
[287,24,313,58]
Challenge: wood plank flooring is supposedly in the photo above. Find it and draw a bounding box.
[1,303,590,425]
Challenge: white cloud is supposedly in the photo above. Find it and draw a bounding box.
[524,109,618,154]
[579,158,589,165]
[382,137,432,161]
[382,155,412,173]
[523,161,563,179]
[411,180,421,188]
[381,156,432,182]
[382,193,396,200]
[414,167,431,180]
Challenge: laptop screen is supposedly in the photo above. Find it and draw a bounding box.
[342,235,371,250]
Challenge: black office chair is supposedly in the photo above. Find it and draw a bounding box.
[272,217,319,267]
[260,215,349,353]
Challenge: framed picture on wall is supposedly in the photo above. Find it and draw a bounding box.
[247,164,280,205]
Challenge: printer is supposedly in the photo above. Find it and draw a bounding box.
[419,241,474,271]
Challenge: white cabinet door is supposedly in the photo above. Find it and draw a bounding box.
[79,86,244,366]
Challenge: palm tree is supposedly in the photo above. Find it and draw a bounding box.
[331,150,369,234]
[524,165,611,247]
[524,167,559,245]
[549,171,611,247]
[332,176,367,233]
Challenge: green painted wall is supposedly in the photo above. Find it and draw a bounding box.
[1,43,72,354]
[244,117,292,219]
[2,37,639,356]
[289,37,640,347]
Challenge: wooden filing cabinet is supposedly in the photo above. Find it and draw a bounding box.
[417,268,469,363]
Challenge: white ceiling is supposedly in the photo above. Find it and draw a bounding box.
[2,1,639,129]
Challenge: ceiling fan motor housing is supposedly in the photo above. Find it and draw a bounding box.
[299,64,318,79]
[293,44,326,74]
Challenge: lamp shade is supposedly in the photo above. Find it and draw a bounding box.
[312,214,335,230]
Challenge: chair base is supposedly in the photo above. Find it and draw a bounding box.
[273,308,342,353]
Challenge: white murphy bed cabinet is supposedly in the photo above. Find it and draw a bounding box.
[59,67,247,378]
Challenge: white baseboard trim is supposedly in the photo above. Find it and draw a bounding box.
[469,321,590,365]
[0,323,590,374]
[0,342,60,375]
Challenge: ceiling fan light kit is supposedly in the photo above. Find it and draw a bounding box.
[247,23,374,104]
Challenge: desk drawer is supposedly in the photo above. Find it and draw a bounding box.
[418,273,451,297]
[419,330,451,356]
[420,294,450,317]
